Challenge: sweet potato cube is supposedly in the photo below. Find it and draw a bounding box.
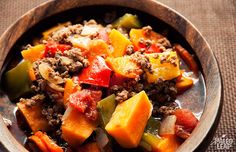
[61,106,97,147]
[146,51,180,83]
[17,101,50,133]
[105,91,152,148]
[109,29,131,57]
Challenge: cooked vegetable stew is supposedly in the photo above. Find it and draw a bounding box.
[2,13,202,152]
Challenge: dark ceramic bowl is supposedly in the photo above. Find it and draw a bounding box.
[0,0,222,152]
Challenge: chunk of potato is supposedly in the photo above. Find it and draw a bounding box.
[61,106,97,147]
[17,101,50,133]
[105,91,152,148]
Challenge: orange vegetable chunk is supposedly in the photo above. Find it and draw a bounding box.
[157,135,181,152]
[176,75,193,93]
[63,78,81,106]
[61,106,97,147]
[129,28,163,51]
[21,44,45,62]
[29,131,63,152]
[28,65,36,81]
[109,29,131,57]
[146,51,180,83]
[17,101,50,133]
[105,91,152,148]
[106,56,141,78]
[89,39,111,57]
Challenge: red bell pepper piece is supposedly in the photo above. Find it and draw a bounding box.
[45,41,71,57]
[173,109,198,132]
[69,89,102,120]
[78,56,111,87]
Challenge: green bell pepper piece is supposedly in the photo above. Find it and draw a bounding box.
[140,133,163,152]
[145,117,161,136]
[112,13,141,29]
[4,60,32,100]
[97,94,116,127]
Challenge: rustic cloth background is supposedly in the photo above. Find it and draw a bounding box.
[0,0,235,151]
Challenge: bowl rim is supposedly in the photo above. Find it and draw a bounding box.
[0,0,222,152]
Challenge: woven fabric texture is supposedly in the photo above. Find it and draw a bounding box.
[0,0,235,151]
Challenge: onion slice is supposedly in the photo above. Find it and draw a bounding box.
[39,62,64,84]
[159,115,177,135]
[47,82,64,92]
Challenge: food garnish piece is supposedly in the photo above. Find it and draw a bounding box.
[78,56,112,87]
[97,94,116,127]
[17,99,50,133]
[129,28,163,51]
[109,29,131,57]
[77,142,101,152]
[106,56,142,78]
[146,51,181,83]
[112,13,141,29]
[174,44,198,76]
[4,61,32,100]
[176,75,193,93]
[105,91,152,148]
[61,106,97,147]
[69,89,102,120]
[21,44,45,62]
[29,131,63,152]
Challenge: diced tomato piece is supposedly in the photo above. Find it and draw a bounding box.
[173,109,198,132]
[69,89,102,120]
[45,41,71,57]
[78,56,112,87]
[98,28,109,43]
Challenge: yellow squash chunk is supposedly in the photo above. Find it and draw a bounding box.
[129,28,163,50]
[17,101,50,133]
[105,91,152,148]
[61,106,97,147]
[89,39,112,57]
[109,29,131,57]
[21,44,45,63]
[106,56,141,78]
[146,51,180,83]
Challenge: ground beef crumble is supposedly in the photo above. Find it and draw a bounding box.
[130,51,153,73]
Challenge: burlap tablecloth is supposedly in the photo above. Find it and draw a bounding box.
[0,0,235,151]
